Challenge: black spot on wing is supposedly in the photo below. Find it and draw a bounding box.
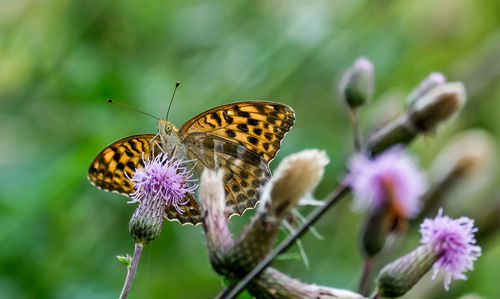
[253,128,262,136]
[266,117,276,125]
[128,140,139,152]
[247,118,258,126]
[126,161,136,170]
[202,117,216,128]
[211,112,222,126]
[225,129,236,138]
[247,136,259,145]
[237,123,248,133]
[251,179,260,188]
[222,111,234,124]
[237,110,250,118]
[237,194,246,202]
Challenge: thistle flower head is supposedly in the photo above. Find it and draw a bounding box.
[349,146,427,218]
[128,153,197,214]
[420,209,481,290]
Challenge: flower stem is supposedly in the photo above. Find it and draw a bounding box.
[349,108,362,151]
[358,256,374,296]
[120,243,143,299]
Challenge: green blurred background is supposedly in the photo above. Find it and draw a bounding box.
[1,0,500,298]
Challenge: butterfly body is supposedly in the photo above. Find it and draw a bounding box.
[157,119,189,160]
[88,101,295,225]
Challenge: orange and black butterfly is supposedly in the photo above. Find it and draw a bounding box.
[88,98,294,225]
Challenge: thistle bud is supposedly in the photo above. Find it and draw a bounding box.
[377,244,438,297]
[408,82,466,132]
[340,57,375,108]
[129,196,165,245]
[407,72,446,108]
[260,149,329,217]
[360,205,391,257]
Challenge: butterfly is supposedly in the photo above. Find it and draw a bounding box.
[88,101,295,225]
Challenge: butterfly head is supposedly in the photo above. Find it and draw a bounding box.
[158,119,178,135]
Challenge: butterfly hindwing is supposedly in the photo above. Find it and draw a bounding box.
[165,193,202,225]
[88,134,157,194]
[184,132,271,217]
[179,102,295,162]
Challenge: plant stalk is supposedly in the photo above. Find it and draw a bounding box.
[120,243,143,299]
[358,256,374,296]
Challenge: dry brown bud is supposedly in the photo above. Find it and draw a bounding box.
[408,82,466,132]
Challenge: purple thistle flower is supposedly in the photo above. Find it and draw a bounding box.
[420,208,481,290]
[128,153,197,214]
[349,146,427,218]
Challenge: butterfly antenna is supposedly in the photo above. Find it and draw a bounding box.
[107,99,159,120]
[166,81,181,121]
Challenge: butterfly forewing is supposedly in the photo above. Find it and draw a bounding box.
[88,134,157,194]
[179,102,295,162]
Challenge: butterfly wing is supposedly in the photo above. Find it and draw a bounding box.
[165,193,202,225]
[88,134,201,225]
[179,101,295,162]
[179,101,295,217]
[183,132,272,217]
[88,134,156,194]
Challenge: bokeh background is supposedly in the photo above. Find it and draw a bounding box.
[1,0,500,298]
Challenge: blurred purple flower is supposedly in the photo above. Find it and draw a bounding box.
[348,146,427,218]
[420,208,481,290]
[127,153,197,214]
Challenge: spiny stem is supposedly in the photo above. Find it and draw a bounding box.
[218,180,351,298]
[358,256,374,296]
[120,243,144,299]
